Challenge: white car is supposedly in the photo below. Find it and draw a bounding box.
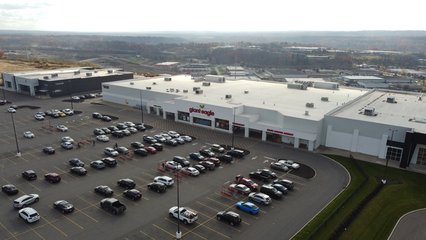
[181,167,200,176]
[96,135,110,142]
[23,131,35,139]
[165,161,182,171]
[61,136,74,143]
[7,107,16,113]
[248,192,272,205]
[13,194,39,209]
[61,141,73,150]
[104,147,119,157]
[180,135,192,142]
[34,114,45,121]
[62,109,74,115]
[71,96,80,101]
[57,125,68,132]
[123,121,136,127]
[154,176,174,187]
[153,134,166,142]
[278,160,300,170]
[167,131,180,138]
[18,207,40,223]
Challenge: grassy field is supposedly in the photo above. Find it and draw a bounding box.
[294,155,426,240]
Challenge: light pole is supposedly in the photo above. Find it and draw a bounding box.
[69,80,74,110]
[231,107,236,149]
[382,129,397,184]
[175,172,181,239]
[139,89,144,123]
[10,112,21,157]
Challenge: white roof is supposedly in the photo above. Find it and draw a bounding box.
[330,90,426,133]
[106,75,367,121]
[343,76,383,80]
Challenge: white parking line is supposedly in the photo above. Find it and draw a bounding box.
[264,156,276,161]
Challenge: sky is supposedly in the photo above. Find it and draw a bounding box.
[0,0,425,32]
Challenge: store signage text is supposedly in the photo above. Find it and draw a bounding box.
[189,107,215,117]
[267,129,293,136]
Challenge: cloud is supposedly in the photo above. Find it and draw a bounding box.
[0,1,50,10]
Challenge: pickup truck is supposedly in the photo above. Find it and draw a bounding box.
[169,206,198,224]
[100,198,126,215]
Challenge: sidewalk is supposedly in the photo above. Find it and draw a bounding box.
[315,146,426,175]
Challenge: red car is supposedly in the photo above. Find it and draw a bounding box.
[235,175,258,192]
[45,173,61,183]
[206,157,221,166]
[145,146,157,154]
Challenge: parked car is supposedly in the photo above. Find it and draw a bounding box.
[199,160,215,170]
[199,149,215,157]
[278,159,301,170]
[34,114,45,121]
[61,141,74,150]
[111,130,124,138]
[228,184,251,195]
[151,143,163,151]
[114,146,129,155]
[70,167,87,176]
[96,135,110,142]
[104,147,119,157]
[117,178,136,189]
[123,189,142,200]
[108,126,119,131]
[94,185,113,197]
[101,157,117,167]
[93,128,105,135]
[206,157,221,166]
[13,194,39,209]
[56,124,69,132]
[62,109,74,115]
[101,115,112,122]
[180,135,192,142]
[271,183,288,195]
[169,207,198,225]
[92,112,103,119]
[153,134,166,143]
[248,192,272,205]
[101,127,111,134]
[18,207,40,223]
[53,200,74,214]
[216,211,241,226]
[69,158,84,167]
[100,198,126,215]
[90,160,106,169]
[227,149,245,158]
[147,182,167,193]
[45,173,61,183]
[211,144,225,153]
[260,184,283,199]
[235,201,259,215]
[273,179,294,190]
[116,123,128,130]
[43,146,55,154]
[189,152,204,161]
[180,167,200,177]
[23,131,35,139]
[131,141,144,149]
[249,169,277,182]
[165,139,178,146]
[61,136,74,143]
[270,162,290,172]
[7,107,16,113]
[123,121,135,127]
[192,164,206,173]
[175,137,186,144]
[2,184,19,195]
[168,131,180,138]
[235,175,258,192]
[165,161,182,171]
[173,156,190,167]
[143,135,157,144]
[134,148,148,156]
[154,176,174,187]
[145,146,157,154]
[122,129,131,136]
[22,170,37,181]
[218,154,233,163]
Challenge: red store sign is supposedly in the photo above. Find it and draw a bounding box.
[189,107,215,117]
[267,129,293,136]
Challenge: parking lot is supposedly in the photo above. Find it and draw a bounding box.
[0,93,348,240]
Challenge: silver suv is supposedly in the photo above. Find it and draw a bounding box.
[13,194,39,209]
[248,192,271,205]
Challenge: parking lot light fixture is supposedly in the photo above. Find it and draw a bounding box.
[139,89,144,123]
[231,107,236,149]
[10,112,21,157]
[176,172,182,239]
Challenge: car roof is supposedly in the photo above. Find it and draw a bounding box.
[20,207,37,214]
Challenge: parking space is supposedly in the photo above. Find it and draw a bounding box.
[0,93,348,240]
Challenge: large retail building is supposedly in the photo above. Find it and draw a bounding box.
[102,75,426,169]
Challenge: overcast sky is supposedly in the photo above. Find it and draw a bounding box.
[0,0,424,32]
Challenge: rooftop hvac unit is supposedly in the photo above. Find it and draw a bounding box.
[306,102,314,108]
[244,90,249,94]
[86,72,92,76]
[176,89,180,93]
[43,76,49,80]
[74,71,80,75]
[183,90,188,93]
[288,83,307,90]
[51,73,58,78]
[152,82,157,85]
[195,89,203,94]
[364,107,377,116]
[386,97,397,103]
[94,70,98,73]
[202,82,211,86]
[193,87,200,91]
[130,82,134,85]
[146,87,151,90]
[170,88,174,92]
[164,77,172,81]
[305,111,309,116]
[321,97,329,102]
[107,70,113,74]
[225,94,232,99]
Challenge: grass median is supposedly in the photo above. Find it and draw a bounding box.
[293,155,426,240]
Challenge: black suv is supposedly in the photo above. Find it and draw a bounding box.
[94,185,113,197]
[69,158,85,167]
[273,179,294,190]
[123,189,142,200]
[249,169,277,182]
[173,156,190,167]
[45,173,61,183]
[216,211,241,226]
[22,170,37,181]
[131,141,144,149]
[260,184,283,199]
[218,154,233,163]
[101,157,117,167]
[151,143,163,151]
[227,149,245,158]
[147,182,167,193]
[143,136,157,144]
[2,184,19,195]
[117,179,136,189]
[111,130,124,138]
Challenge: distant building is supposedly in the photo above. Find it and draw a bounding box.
[2,67,133,97]
[226,66,248,76]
